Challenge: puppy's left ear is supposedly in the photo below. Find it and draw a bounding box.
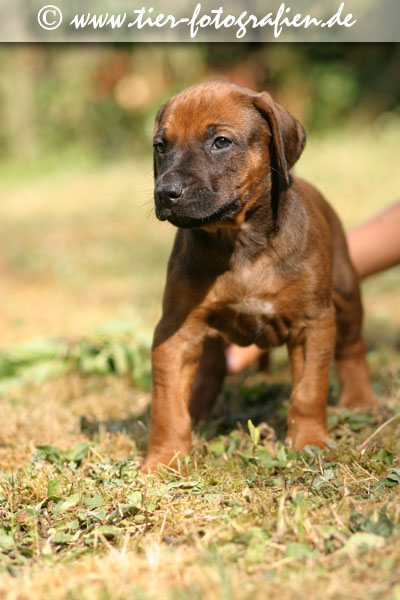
[253,92,306,189]
[153,103,167,178]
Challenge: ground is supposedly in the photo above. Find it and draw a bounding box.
[0,125,399,599]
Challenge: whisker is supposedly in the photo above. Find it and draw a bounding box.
[140,198,155,209]
[145,206,156,219]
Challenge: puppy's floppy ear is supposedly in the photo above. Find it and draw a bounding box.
[253,92,306,189]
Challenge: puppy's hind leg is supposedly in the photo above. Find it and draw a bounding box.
[189,336,227,422]
[334,287,377,409]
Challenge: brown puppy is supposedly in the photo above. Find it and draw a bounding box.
[143,81,376,472]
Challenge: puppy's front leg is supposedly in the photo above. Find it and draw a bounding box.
[142,318,205,472]
[287,305,336,450]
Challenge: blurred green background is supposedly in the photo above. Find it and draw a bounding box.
[0,44,399,166]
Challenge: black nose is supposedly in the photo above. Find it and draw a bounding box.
[156,179,183,208]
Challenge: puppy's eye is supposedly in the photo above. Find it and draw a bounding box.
[213,136,232,150]
[154,141,165,154]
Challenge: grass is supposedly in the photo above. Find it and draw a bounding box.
[0,125,399,599]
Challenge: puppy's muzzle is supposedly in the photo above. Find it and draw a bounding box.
[155,175,184,218]
[154,172,240,229]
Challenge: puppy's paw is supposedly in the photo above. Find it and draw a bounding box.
[338,389,378,409]
[286,419,330,451]
[141,457,163,474]
[141,448,189,474]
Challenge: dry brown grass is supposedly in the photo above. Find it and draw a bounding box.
[3,535,400,600]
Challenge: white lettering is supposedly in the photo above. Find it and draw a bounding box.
[67,2,358,39]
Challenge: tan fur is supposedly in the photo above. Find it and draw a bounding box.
[143,81,376,472]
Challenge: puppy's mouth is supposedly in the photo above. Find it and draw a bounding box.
[162,198,241,229]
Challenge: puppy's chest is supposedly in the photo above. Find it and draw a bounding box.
[229,297,277,318]
[206,273,305,349]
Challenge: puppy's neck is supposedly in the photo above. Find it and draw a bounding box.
[196,186,300,251]
[179,187,307,285]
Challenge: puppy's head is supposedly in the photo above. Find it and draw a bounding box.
[153,81,306,230]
